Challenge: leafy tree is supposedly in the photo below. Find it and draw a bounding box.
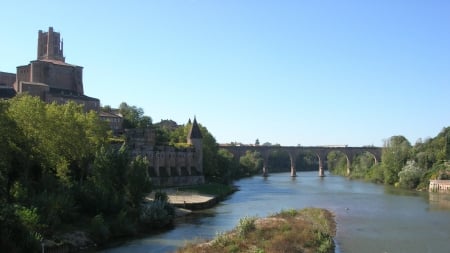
[119,102,152,128]
[381,136,411,185]
[327,151,348,175]
[0,101,31,203]
[240,151,263,175]
[398,161,423,189]
[126,155,152,208]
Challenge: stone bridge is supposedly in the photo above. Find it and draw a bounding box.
[219,145,382,177]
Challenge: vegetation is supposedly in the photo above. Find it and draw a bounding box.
[328,128,450,190]
[0,95,165,252]
[177,208,336,253]
[4,93,450,251]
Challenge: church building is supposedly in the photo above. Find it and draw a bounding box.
[0,27,99,111]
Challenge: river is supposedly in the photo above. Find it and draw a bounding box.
[100,171,450,253]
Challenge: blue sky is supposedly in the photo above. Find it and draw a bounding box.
[1,0,450,146]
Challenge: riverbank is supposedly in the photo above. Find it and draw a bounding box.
[146,183,237,212]
[176,208,336,253]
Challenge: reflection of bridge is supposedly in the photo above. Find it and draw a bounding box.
[219,145,382,177]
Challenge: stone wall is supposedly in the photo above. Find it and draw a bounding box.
[429,180,450,192]
[126,128,204,187]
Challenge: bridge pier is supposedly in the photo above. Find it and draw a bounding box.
[317,153,325,177]
[291,165,297,177]
[319,166,325,177]
[289,151,297,177]
[262,151,269,177]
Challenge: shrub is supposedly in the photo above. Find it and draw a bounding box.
[89,214,110,245]
[236,216,256,238]
[139,200,175,229]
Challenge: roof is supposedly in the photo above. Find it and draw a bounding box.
[49,87,99,102]
[188,117,203,139]
[99,111,123,118]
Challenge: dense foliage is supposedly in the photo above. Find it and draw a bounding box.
[328,128,450,190]
[0,96,154,251]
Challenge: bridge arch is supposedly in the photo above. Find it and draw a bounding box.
[219,145,382,178]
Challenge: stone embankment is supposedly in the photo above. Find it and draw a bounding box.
[146,188,220,214]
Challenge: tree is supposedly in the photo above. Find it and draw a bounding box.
[119,102,152,128]
[240,151,263,175]
[126,156,152,208]
[398,161,423,189]
[381,136,411,185]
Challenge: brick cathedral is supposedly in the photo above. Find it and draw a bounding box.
[0,27,99,111]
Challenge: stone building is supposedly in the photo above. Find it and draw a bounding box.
[0,71,17,99]
[429,180,450,192]
[1,27,99,110]
[126,118,205,187]
[99,110,124,135]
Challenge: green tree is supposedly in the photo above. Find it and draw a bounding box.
[240,151,263,175]
[0,101,30,203]
[119,102,152,128]
[126,155,152,208]
[381,136,411,185]
[398,161,423,189]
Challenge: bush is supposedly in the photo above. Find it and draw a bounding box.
[0,205,40,252]
[236,216,256,238]
[398,161,424,189]
[89,214,110,245]
[109,209,136,237]
[139,200,175,229]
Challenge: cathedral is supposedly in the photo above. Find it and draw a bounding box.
[0,27,99,111]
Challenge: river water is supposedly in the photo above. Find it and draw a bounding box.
[101,171,450,253]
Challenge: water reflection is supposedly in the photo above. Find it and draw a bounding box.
[428,192,450,211]
[101,172,450,253]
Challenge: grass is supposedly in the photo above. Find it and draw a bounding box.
[177,208,336,253]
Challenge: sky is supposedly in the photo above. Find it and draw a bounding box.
[1,0,450,147]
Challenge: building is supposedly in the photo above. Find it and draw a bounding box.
[429,180,450,192]
[2,27,99,110]
[0,71,17,99]
[99,110,124,134]
[126,118,205,187]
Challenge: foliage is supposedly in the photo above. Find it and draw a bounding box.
[119,102,152,129]
[236,216,257,237]
[89,214,110,245]
[0,205,41,252]
[240,150,263,175]
[0,95,161,248]
[177,208,336,253]
[126,155,152,208]
[398,161,424,189]
[381,135,412,185]
[139,200,175,229]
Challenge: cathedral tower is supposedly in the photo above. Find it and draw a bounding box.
[37,27,65,62]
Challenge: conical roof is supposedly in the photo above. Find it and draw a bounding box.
[188,117,203,139]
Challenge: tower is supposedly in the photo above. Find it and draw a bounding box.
[37,27,65,62]
[187,117,203,173]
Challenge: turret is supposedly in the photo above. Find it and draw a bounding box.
[187,117,203,173]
